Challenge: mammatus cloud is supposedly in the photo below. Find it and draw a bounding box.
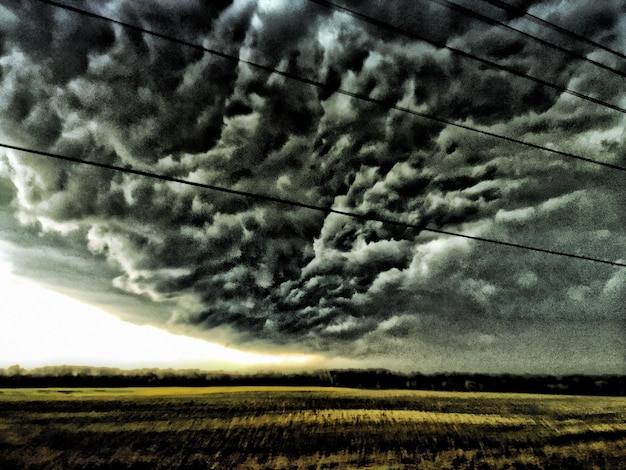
[0,0,624,372]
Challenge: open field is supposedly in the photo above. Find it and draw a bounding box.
[1,387,625,469]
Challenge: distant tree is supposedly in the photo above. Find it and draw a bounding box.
[6,364,25,376]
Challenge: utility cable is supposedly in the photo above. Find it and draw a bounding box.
[33,0,626,173]
[305,0,626,115]
[479,0,626,61]
[428,0,626,79]
[2,142,625,268]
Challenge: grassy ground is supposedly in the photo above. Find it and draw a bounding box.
[1,387,625,469]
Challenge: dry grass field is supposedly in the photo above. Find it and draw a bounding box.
[1,386,625,469]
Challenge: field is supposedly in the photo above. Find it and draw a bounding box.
[1,387,625,469]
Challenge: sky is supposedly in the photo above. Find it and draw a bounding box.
[0,259,317,370]
[0,0,624,374]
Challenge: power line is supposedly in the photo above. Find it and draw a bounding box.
[306,0,626,115]
[479,0,626,62]
[33,0,626,174]
[428,0,626,79]
[2,142,625,269]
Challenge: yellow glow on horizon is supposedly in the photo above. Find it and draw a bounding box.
[0,261,318,370]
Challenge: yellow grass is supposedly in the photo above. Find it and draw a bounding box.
[1,386,625,469]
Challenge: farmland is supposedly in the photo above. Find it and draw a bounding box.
[1,387,625,469]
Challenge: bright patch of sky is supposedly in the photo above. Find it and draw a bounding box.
[0,260,316,370]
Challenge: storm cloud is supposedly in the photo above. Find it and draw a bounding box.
[0,0,624,373]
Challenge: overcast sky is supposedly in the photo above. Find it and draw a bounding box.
[0,0,624,374]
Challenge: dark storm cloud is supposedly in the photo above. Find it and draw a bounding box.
[0,1,115,83]
[0,0,624,372]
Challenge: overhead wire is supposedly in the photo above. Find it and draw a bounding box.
[427,0,626,79]
[11,2,626,270]
[34,0,626,173]
[2,142,625,268]
[305,0,626,115]
[479,0,626,61]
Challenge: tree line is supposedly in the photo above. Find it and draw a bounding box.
[0,366,624,396]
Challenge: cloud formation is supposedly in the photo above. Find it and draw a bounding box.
[0,0,624,373]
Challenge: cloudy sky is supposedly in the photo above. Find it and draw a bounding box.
[0,0,624,374]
